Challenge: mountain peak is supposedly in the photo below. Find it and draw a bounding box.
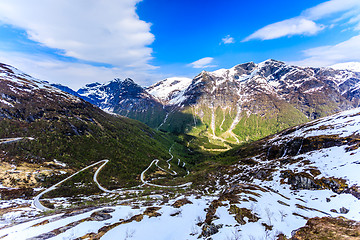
[234,61,256,71]
[124,77,135,83]
[111,77,135,84]
[261,59,285,65]
[74,76,165,126]
[84,82,102,88]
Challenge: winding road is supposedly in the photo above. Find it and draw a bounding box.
[32,160,109,211]
[32,146,191,211]
[140,146,191,188]
[140,159,191,188]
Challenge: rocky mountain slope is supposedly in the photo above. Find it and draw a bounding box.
[1,103,359,239]
[77,78,166,128]
[0,63,179,191]
[158,59,360,149]
[68,60,360,151]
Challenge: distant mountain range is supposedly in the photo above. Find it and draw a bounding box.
[53,59,360,150]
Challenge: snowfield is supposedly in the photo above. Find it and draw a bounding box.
[146,77,193,103]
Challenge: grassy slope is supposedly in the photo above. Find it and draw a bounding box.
[115,106,167,129]
[158,96,309,150]
[0,110,178,188]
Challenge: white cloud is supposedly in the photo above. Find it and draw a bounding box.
[221,35,235,44]
[243,18,323,41]
[0,51,163,90]
[304,0,360,20]
[244,0,360,41]
[289,34,360,67]
[189,57,217,69]
[0,0,154,69]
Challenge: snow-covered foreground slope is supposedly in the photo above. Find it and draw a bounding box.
[1,108,360,239]
[201,107,360,238]
[0,183,358,239]
[267,107,360,185]
[0,196,210,240]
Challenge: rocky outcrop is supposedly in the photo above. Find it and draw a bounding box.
[290,217,360,240]
[90,209,115,221]
[280,171,320,190]
[172,198,193,208]
[200,223,223,238]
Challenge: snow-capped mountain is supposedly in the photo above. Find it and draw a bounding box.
[331,62,360,73]
[77,78,166,128]
[56,59,360,149]
[151,59,360,147]
[174,59,360,108]
[77,78,159,112]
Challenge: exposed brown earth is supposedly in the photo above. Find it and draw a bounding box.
[289,217,360,240]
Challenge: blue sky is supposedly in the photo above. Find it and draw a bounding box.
[0,0,359,89]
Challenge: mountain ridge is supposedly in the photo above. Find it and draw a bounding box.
[76,77,167,128]
[51,59,360,150]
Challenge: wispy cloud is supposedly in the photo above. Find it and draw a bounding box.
[188,57,217,69]
[0,0,155,69]
[243,18,323,41]
[244,0,360,41]
[290,35,360,67]
[221,35,235,44]
[303,0,360,20]
[0,51,163,90]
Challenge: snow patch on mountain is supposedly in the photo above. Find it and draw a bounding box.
[146,77,193,102]
[210,66,238,83]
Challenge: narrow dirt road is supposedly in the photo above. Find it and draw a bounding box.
[32,160,109,211]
